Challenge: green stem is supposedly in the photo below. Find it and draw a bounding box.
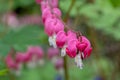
[63,0,76,22]
[63,56,69,80]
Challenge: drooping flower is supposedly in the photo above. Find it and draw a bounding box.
[27,46,43,59]
[74,36,92,69]
[42,7,61,23]
[15,52,27,63]
[50,0,59,8]
[5,54,18,70]
[65,30,77,58]
[56,31,67,56]
[26,46,44,68]
[77,36,92,59]
[56,31,67,48]
[45,17,64,48]
[67,30,77,40]
[40,1,50,12]
[5,54,22,76]
[66,39,77,58]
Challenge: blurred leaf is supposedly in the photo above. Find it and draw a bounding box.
[1,25,47,45]
[60,0,120,40]
[0,44,10,57]
[20,63,56,80]
[0,0,36,13]
[110,0,120,7]
[0,69,8,76]
[0,25,47,56]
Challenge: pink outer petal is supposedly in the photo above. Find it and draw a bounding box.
[42,8,61,23]
[67,30,77,42]
[27,46,44,59]
[53,8,61,17]
[45,17,55,36]
[15,52,26,63]
[79,36,92,59]
[53,19,64,34]
[40,1,50,12]
[56,31,67,48]
[42,8,52,23]
[84,48,92,58]
[51,0,58,8]
[5,55,18,69]
[66,39,77,58]
[76,42,87,52]
[23,53,32,62]
[45,17,64,36]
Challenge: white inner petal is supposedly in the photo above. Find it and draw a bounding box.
[52,34,57,48]
[75,52,83,69]
[61,45,67,57]
[81,52,84,58]
[48,36,53,46]
[48,34,57,48]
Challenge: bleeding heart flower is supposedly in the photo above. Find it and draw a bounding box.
[56,31,67,56]
[77,36,92,59]
[50,0,59,8]
[5,54,17,69]
[26,46,44,68]
[74,36,92,69]
[40,1,50,12]
[66,39,77,58]
[65,30,78,58]
[15,52,27,63]
[36,0,93,69]
[5,54,22,76]
[27,46,44,60]
[56,31,67,48]
[45,17,64,48]
[42,8,61,23]
[67,30,77,41]
[76,42,87,52]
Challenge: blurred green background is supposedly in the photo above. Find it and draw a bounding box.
[0,0,120,80]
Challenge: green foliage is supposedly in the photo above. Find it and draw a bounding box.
[110,0,120,7]
[18,63,57,80]
[60,0,120,40]
[0,69,8,76]
[0,25,47,57]
[69,64,94,80]
[0,0,36,13]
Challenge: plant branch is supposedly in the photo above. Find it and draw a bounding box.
[63,0,76,22]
